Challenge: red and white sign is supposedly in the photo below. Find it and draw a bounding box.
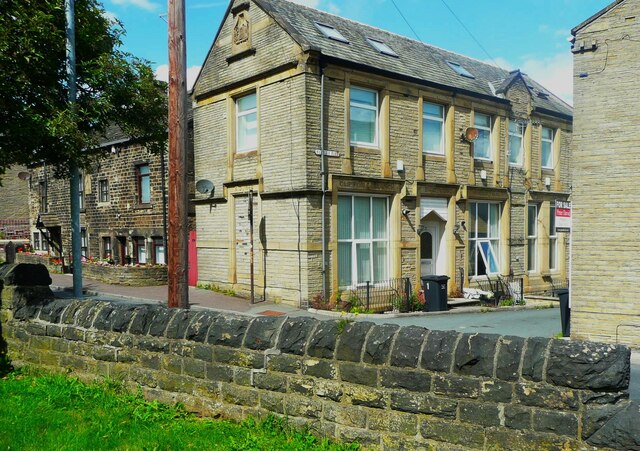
[555,200,571,232]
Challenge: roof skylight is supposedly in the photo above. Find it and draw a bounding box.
[446,61,475,79]
[314,22,349,43]
[366,37,398,57]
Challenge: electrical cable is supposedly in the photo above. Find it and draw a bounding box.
[389,0,422,42]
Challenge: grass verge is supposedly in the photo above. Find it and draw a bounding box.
[0,368,358,450]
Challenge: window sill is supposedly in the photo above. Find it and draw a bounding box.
[424,153,446,161]
[235,150,258,159]
[351,145,379,154]
[474,159,493,167]
[508,163,523,168]
[97,201,111,207]
[133,204,152,210]
[541,168,554,174]
[226,48,256,64]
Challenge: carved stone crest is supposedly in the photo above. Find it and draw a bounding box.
[233,13,250,49]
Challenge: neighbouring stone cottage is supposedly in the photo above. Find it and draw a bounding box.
[571,0,640,348]
[0,166,31,259]
[26,122,196,285]
[193,0,573,306]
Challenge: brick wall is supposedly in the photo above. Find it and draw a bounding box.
[1,271,637,450]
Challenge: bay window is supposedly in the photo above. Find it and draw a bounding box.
[338,195,389,287]
[349,87,378,147]
[468,202,500,276]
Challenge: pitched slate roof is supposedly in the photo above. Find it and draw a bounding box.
[252,0,572,119]
[572,0,625,35]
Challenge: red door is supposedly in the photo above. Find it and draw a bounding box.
[188,230,198,286]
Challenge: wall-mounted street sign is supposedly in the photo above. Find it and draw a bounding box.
[315,149,340,157]
[555,200,572,232]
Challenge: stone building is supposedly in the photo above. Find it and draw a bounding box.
[0,166,31,242]
[28,124,195,274]
[193,0,573,306]
[571,0,640,347]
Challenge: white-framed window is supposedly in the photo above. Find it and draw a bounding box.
[338,195,389,287]
[78,173,85,210]
[81,228,88,259]
[541,127,554,169]
[423,102,445,155]
[468,202,500,276]
[349,86,378,147]
[508,121,525,166]
[136,164,151,204]
[473,113,492,160]
[102,237,112,260]
[134,237,146,264]
[527,205,538,272]
[549,205,558,271]
[236,92,257,153]
[153,237,165,265]
[33,232,41,251]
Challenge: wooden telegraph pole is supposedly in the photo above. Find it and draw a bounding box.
[167,0,189,308]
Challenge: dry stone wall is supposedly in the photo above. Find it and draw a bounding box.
[1,263,638,450]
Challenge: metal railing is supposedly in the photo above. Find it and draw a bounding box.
[340,277,412,313]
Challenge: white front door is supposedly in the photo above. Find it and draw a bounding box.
[420,222,439,276]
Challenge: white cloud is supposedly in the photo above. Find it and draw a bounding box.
[111,0,158,12]
[102,10,118,24]
[155,64,202,91]
[520,52,573,105]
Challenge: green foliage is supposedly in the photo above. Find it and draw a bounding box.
[0,369,358,450]
[0,0,167,180]
[197,282,236,297]
[498,298,515,307]
[336,318,353,335]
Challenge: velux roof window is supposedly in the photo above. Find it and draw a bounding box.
[446,60,475,79]
[366,37,398,57]
[315,22,349,43]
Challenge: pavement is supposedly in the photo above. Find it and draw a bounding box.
[49,273,639,400]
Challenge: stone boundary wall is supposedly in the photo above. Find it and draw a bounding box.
[14,254,167,285]
[1,264,638,450]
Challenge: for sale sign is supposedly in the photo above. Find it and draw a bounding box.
[555,200,571,232]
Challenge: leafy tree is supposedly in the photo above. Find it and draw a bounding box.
[0,0,167,180]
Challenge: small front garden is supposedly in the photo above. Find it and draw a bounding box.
[0,367,358,450]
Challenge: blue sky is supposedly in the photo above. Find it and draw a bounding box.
[101,0,613,104]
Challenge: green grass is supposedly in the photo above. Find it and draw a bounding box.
[0,368,358,450]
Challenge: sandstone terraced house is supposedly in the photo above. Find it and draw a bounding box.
[192,0,573,306]
[571,0,640,348]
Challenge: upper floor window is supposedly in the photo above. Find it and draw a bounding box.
[541,127,554,169]
[473,113,492,160]
[98,179,109,203]
[136,164,151,204]
[236,93,257,153]
[39,181,48,213]
[508,121,525,166]
[527,205,538,272]
[423,102,445,155]
[469,202,500,276]
[350,86,378,147]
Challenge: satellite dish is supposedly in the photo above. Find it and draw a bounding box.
[463,127,479,142]
[196,179,214,195]
[17,171,30,181]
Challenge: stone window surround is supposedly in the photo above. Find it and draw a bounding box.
[235,91,258,154]
[134,163,151,205]
[468,201,501,278]
[472,111,493,162]
[422,101,446,156]
[349,85,380,149]
[527,203,538,273]
[98,178,109,203]
[508,120,526,167]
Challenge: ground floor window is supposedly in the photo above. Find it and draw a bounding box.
[102,237,112,260]
[527,204,538,272]
[33,232,41,251]
[80,228,88,259]
[468,202,500,276]
[133,237,146,264]
[153,237,165,265]
[338,195,389,287]
[549,205,557,271]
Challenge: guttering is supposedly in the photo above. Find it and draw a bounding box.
[320,59,328,301]
[531,107,573,123]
